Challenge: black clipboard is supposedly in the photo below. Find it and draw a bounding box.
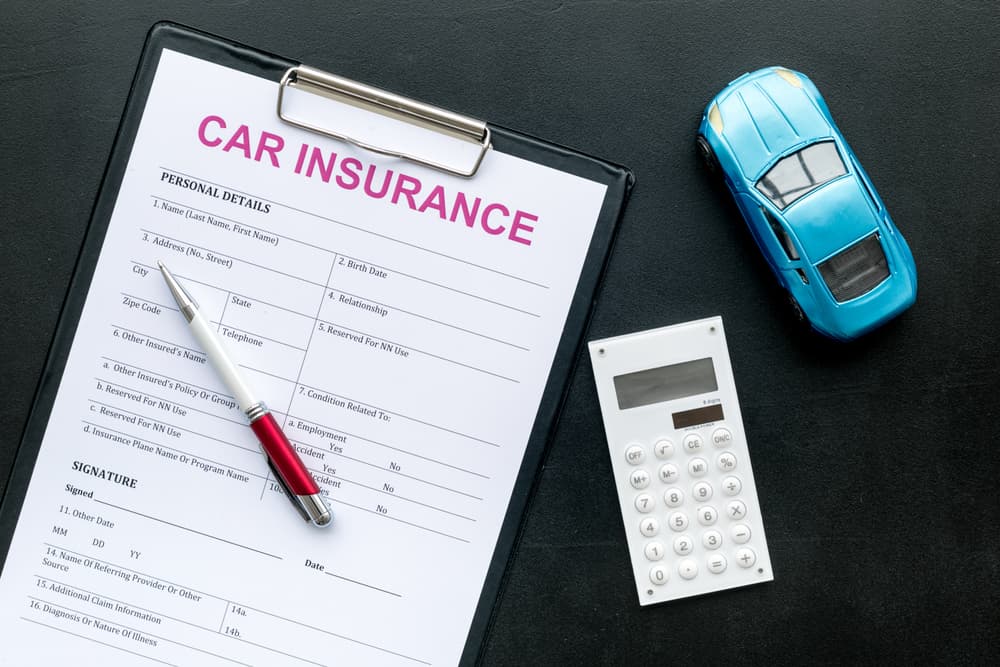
[0,21,632,665]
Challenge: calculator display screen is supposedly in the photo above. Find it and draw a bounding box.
[613,357,718,410]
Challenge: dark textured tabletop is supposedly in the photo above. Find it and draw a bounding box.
[2,1,998,664]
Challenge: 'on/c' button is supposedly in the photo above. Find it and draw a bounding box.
[712,428,732,447]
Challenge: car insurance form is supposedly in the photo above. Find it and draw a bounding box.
[0,49,607,666]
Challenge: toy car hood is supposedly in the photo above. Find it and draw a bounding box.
[716,68,832,179]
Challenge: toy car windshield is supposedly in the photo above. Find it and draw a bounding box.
[817,233,890,302]
[755,141,847,209]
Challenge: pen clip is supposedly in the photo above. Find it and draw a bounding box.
[266,455,311,522]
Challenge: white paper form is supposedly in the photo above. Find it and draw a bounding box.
[0,49,607,666]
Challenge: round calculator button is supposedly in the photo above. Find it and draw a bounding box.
[682,433,704,453]
[726,500,748,520]
[712,427,733,448]
[663,487,684,508]
[722,476,742,496]
[731,524,752,544]
[678,559,699,580]
[697,506,718,526]
[658,463,680,484]
[735,547,757,568]
[649,565,670,586]
[629,469,651,490]
[634,493,655,513]
[687,457,709,478]
[716,452,737,472]
[639,517,660,537]
[644,541,665,562]
[668,512,689,532]
[707,554,727,574]
[653,439,675,459]
[673,534,694,556]
[625,445,646,465]
[692,481,713,502]
[702,529,723,550]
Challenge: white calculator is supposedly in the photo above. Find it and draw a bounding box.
[589,316,773,605]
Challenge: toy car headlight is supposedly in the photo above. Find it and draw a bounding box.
[708,103,723,133]
[775,68,803,88]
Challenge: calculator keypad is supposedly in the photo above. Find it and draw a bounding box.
[623,421,769,597]
[589,318,773,605]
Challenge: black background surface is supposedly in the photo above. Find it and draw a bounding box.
[2,1,998,664]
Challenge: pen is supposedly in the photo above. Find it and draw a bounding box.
[157,261,332,528]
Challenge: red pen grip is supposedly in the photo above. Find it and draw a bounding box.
[250,413,320,495]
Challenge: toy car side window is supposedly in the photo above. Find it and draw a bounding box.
[755,140,847,209]
[761,208,800,261]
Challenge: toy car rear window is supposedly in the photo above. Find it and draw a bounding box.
[817,233,890,302]
[755,141,847,209]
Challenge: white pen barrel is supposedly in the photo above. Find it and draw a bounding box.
[187,310,258,411]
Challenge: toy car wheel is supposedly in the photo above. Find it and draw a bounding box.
[696,134,720,176]
[787,293,806,323]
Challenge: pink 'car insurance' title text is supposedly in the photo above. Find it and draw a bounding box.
[194,114,538,247]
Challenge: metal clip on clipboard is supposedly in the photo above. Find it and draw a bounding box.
[276,65,492,178]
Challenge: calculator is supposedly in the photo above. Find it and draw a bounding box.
[588,317,773,605]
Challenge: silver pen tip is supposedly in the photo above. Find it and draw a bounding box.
[157,261,199,322]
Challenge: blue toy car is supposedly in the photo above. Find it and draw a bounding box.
[697,66,916,341]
